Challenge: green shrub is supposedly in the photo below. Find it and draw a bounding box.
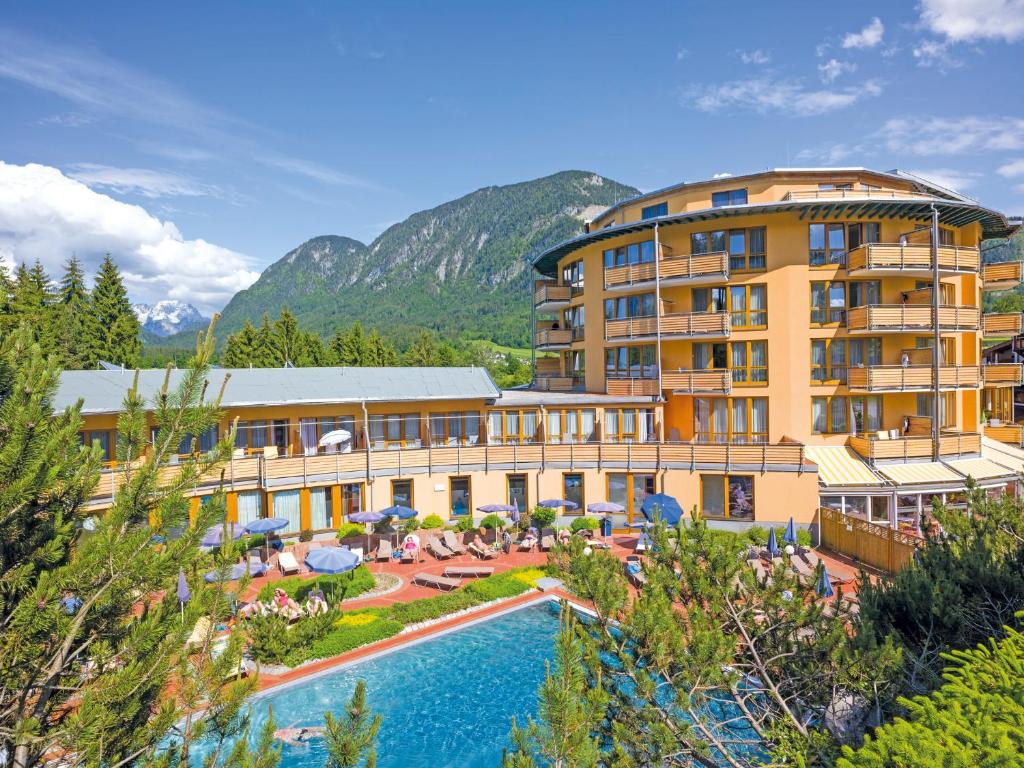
[570,517,600,532]
[381,592,478,624]
[464,571,535,601]
[245,612,292,664]
[337,522,365,540]
[299,615,403,665]
[256,565,376,603]
[479,513,503,530]
[744,526,768,546]
[402,518,422,532]
[421,514,444,529]
[298,529,313,542]
[530,506,556,529]
[453,517,476,532]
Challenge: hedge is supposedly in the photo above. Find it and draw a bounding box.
[570,517,600,532]
[256,565,376,603]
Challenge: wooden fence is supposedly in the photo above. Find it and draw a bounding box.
[818,506,921,574]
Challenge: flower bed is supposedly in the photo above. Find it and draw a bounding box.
[255,564,376,603]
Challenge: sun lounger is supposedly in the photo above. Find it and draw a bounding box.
[789,554,813,582]
[412,572,462,591]
[624,555,646,588]
[517,536,536,552]
[468,541,498,559]
[749,558,772,585]
[443,566,494,578]
[277,550,300,575]
[802,549,821,569]
[401,546,416,563]
[247,555,267,577]
[375,540,394,561]
[427,538,455,560]
[540,535,555,551]
[442,530,468,555]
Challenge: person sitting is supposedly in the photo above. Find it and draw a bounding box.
[519,531,538,550]
[558,529,571,544]
[271,588,301,620]
[305,588,329,616]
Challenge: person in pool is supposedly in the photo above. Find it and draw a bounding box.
[273,724,324,745]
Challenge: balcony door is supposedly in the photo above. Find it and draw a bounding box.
[608,472,656,524]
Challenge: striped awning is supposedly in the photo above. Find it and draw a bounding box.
[981,436,1024,474]
[944,457,1018,482]
[804,446,884,487]
[877,461,961,486]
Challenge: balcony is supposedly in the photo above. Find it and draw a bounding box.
[662,369,732,394]
[982,261,1023,291]
[534,328,571,350]
[533,283,571,313]
[604,311,731,342]
[847,365,980,393]
[846,304,980,333]
[984,422,1024,447]
[784,189,939,202]
[604,251,729,291]
[982,312,1023,338]
[847,243,980,277]
[605,377,659,397]
[847,431,981,462]
[983,363,1024,387]
[534,375,575,392]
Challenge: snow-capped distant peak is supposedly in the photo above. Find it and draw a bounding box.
[132,300,208,337]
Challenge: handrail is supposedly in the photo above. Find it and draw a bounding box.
[847,304,980,332]
[847,364,981,392]
[847,243,980,273]
[785,189,939,201]
[603,251,729,288]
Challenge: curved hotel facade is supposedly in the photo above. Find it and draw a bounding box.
[65,168,1023,536]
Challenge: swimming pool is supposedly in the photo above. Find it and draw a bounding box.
[185,600,561,768]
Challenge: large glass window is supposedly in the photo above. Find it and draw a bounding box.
[272,489,301,533]
[341,483,363,520]
[809,223,848,266]
[711,188,748,207]
[694,398,767,443]
[810,338,879,384]
[82,430,115,462]
[391,479,413,508]
[603,241,656,268]
[605,345,657,379]
[692,341,767,384]
[369,413,421,449]
[701,475,754,519]
[507,474,528,511]
[691,226,765,271]
[487,410,540,445]
[309,487,333,530]
[234,420,268,452]
[449,477,471,517]
[563,473,584,513]
[604,293,656,320]
[641,202,668,219]
[604,408,657,443]
[429,411,481,447]
[562,259,584,293]
[812,396,882,434]
[546,409,596,444]
[235,490,262,526]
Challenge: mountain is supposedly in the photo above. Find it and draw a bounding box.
[133,300,208,337]
[208,171,638,348]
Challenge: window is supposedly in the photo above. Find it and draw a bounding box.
[607,473,655,520]
[272,489,301,533]
[449,477,471,517]
[819,182,854,191]
[604,408,657,443]
[701,475,754,520]
[810,281,846,324]
[939,228,955,246]
[692,341,767,384]
[809,223,847,266]
[604,293,656,320]
[169,425,217,456]
[234,420,268,452]
[341,483,363,520]
[561,305,585,341]
[848,280,880,308]
[235,490,262,526]
[694,398,768,443]
[391,479,413,508]
[916,393,956,428]
[429,411,480,447]
[811,338,881,383]
[711,188,748,207]
[309,487,333,529]
[812,396,882,434]
[848,222,881,251]
[568,350,585,382]
[81,430,115,462]
[368,413,421,449]
[692,285,767,327]
[690,227,765,271]
[562,259,584,293]
[563,473,585,513]
[603,241,656,268]
[641,202,668,219]
[507,474,528,511]
[487,410,540,444]
[545,409,596,444]
[605,345,657,379]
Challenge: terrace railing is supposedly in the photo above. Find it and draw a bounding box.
[818,506,922,574]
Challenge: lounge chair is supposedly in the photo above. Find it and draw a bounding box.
[442,530,468,555]
[540,534,555,551]
[443,565,494,578]
[788,554,813,582]
[427,538,455,560]
[247,555,267,577]
[375,540,395,561]
[624,555,646,588]
[802,549,822,570]
[277,550,300,575]
[517,536,536,552]
[401,546,416,563]
[749,558,772,586]
[412,572,462,591]
[469,540,498,559]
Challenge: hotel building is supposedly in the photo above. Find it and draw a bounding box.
[63,168,1024,536]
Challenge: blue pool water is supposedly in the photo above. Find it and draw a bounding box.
[187,601,561,768]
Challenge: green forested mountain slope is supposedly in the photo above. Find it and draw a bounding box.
[982,227,1024,313]
[204,171,638,348]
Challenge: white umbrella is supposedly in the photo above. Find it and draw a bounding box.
[319,429,352,447]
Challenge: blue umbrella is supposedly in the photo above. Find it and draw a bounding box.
[377,505,417,520]
[349,510,387,524]
[176,569,190,621]
[306,546,361,602]
[588,501,625,514]
[539,499,579,510]
[783,517,797,545]
[200,522,245,547]
[627,521,653,529]
[640,493,683,526]
[767,527,780,557]
[243,517,289,534]
[478,503,514,513]
[816,565,835,598]
[204,562,247,583]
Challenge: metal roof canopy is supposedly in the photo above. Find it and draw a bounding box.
[532,197,1017,277]
[56,366,502,415]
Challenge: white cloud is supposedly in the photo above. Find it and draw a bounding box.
[818,59,857,83]
[815,42,830,57]
[881,115,1024,155]
[67,163,228,199]
[738,49,771,64]
[904,167,983,193]
[842,17,885,48]
[37,112,95,127]
[676,48,689,60]
[918,0,1024,42]
[0,162,258,313]
[998,158,1024,177]
[684,77,882,117]
[797,142,864,164]
[712,172,733,179]
[912,39,962,69]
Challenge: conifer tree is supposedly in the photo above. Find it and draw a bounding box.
[271,307,304,366]
[221,320,259,367]
[254,314,281,367]
[322,680,381,768]
[403,330,440,366]
[365,329,398,366]
[11,261,56,354]
[0,263,16,337]
[53,256,95,369]
[332,322,369,366]
[89,255,141,367]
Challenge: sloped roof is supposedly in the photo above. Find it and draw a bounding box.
[56,367,501,415]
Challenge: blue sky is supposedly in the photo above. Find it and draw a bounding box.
[1,0,1023,312]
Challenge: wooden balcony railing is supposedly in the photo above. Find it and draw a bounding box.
[605,316,658,340]
[661,370,732,394]
[785,189,938,202]
[533,283,571,308]
[982,261,1023,291]
[604,251,728,289]
[604,311,731,341]
[847,243,980,273]
[846,305,980,333]
[982,312,1023,337]
[984,423,1024,447]
[534,356,562,376]
[983,363,1024,387]
[847,431,981,461]
[605,377,659,396]
[818,506,922,574]
[534,375,574,392]
[534,329,572,347]
[847,365,980,392]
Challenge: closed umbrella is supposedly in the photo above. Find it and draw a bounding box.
[640,493,683,526]
[783,517,797,545]
[176,569,190,622]
[510,498,520,527]
[244,517,289,561]
[767,527,780,558]
[200,522,245,547]
[305,545,360,601]
[816,565,835,598]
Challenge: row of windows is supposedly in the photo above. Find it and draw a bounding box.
[604,293,656,320]
[810,338,882,384]
[811,396,883,434]
[693,340,768,384]
[606,344,657,378]
[693,285,767,327]
[809,280,880,324]
[691,226,766,271]
[485,408,656,445]
[693,397,768,443]
[603,240,656,269]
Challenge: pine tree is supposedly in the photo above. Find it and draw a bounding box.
[89,255,141,367]
[0,263,16,337]
[333,323,369,366]
[323,680,381,768]
[365,329,398,366]
[272,307,304,366]
[221,320,259,367]
[54,256,96,369]
[11,261,56,354]
[403,330,440,366]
